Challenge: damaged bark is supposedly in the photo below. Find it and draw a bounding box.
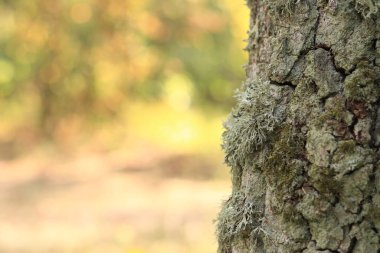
[216,1,380,252]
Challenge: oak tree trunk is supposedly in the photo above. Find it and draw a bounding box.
[217,1,380,252]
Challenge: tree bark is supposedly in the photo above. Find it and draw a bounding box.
[217,1,380,252]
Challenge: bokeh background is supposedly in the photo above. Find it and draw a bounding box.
[0,0,249,252]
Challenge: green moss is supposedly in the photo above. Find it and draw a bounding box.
[308,165,340,195]
[282,202,302,223]
[338,140,356,153]
[344,61,380,103]
[262,124,306,200]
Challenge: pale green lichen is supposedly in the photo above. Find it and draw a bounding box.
[222,79,291,168]
[268,2,318,82]
[323,95,353,125]
[339,165,373,213]
[334,203,362,227]
[216,192,264,247]
[344,61,380,103]
[297,190,332,221]
[309,215,344,250]
[306,128,337,167]
[302,243,331,253]
[316,8,376,72]
[354,117,372,144]
[314,95,353,137]
[288,80,321,125]
[331,140,374,178]
[355,0,380,18]
[367,162,380,232]
[348,221,380,252]
[304,48,342,99]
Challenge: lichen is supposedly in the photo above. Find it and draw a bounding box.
[216,192,264,247]
[267,0,318,82]
[304,48,342,99]
[331,140,374,178]
[306,128,337,167]
[297,190,332,221]
[307,164,339,197]
[339,164,373,213]
[353,117,372,144]
[316,8,376,72]
[309,215,344,250]
[348,221,380,252]
[314,95,353,135]
[222,78,291,168]
[367,162,380,232]
[288,80,321,126]
[344,61,380,103]
[374,107,380,146]
[355,0,380,18]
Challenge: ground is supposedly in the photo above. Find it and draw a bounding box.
[0,144,230,253]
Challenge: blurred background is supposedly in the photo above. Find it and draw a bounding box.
[0,0,249,252]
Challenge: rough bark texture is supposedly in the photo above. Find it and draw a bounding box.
[217,1,380,252]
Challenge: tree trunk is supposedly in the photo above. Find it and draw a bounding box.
[216,1,380,252]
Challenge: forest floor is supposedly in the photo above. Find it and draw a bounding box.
[0,143,230,253]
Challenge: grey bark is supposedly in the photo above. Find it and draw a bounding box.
[216,1,380,252]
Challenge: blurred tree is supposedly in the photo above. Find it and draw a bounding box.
[217,0,380,252]
[0,0,247,140]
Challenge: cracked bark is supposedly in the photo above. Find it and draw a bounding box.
[216,1,380,253]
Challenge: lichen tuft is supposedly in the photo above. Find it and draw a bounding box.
[222,78,291,168]
[216,192,264,246]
